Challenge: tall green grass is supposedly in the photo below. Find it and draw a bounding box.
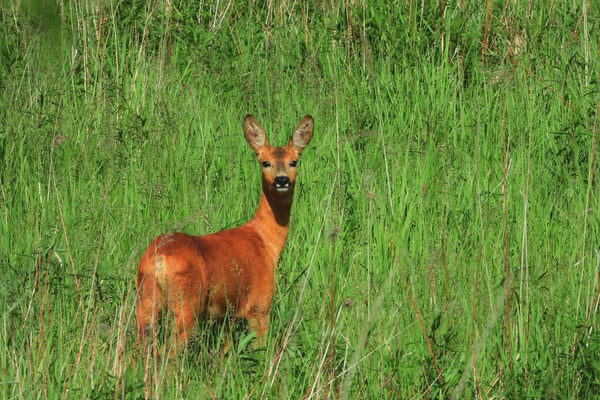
[1,0,599,398]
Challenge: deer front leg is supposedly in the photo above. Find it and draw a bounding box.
[247,307,270,349]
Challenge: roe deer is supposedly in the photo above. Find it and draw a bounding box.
[136,115,314,355]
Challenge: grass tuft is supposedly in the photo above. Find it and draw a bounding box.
[1,0,599,398]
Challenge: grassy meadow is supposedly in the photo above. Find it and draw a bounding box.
[1,0,599,398]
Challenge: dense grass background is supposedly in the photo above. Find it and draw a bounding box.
[1,0,599,398]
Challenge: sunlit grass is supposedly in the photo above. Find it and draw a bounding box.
[1,1,599,398]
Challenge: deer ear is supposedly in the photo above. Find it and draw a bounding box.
[244,115,269,154]
[289,115,313,153]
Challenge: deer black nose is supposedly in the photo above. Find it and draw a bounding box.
[274,176,291,188]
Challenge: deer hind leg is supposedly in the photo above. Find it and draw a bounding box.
[136,276,164,342]
[218,317,234,358]
[166,289,202,357]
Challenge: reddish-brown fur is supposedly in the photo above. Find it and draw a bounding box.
[136,115,314,353]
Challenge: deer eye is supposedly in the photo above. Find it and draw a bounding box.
[289,160,298,167]
[262,161,272,168]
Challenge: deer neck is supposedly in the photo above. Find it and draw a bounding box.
[247,191,293,265]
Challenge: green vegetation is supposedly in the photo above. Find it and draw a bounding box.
[1,0,599,398]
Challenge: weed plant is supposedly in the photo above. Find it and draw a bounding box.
[1,0,599,398]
